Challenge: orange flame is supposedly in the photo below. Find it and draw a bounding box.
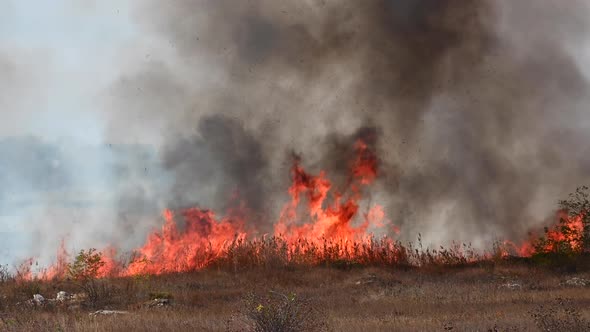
[496,211,585,258]
[275,139,387,249]
[112,138,392,275]
[542,211,584,252]
[31,138,589,278]
[123,208,247,276]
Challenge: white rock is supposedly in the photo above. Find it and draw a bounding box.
[565,277,588,287]
[355,273,378,285]
[33,294,45,305]
[56,291,69,302]
[155,298,170,307]
[89,310,129,317]
[499,282,522,290]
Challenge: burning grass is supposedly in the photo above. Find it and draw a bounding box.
[16,235,492,281]
[4,139,590,330]
[12,139,590,279]
[19,208,589,280]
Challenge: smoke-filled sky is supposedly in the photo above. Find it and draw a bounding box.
[2,0,590,265]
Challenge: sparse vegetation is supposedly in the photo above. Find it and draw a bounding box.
[240,290,324,332]
[530,186,590,270]
[1,265,590,331]
[1,188,590,330]
[531,297,590,332]
[67,249,108,307]
[559,186,590,249]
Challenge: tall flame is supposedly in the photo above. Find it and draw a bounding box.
[123,208,248,276]
[28,138,587,279]
[121,138,388,275]
[276,139,384,243]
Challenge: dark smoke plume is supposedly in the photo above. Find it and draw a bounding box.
[107,0,590,246]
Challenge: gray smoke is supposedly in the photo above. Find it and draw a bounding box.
[103,0,590,247]
[3,0,590,265]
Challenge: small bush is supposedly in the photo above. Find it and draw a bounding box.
[548,186,590,253]
[530,186,590,268]
[148,291,173,300]
[559,186,590,251]
[241,290,324,332]
[18,282,42,299]
[68,249,105,280]
[67,249,108,307]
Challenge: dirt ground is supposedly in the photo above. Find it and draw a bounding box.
[1,264,590,331]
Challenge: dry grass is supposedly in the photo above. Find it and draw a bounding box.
[2,263,590,331]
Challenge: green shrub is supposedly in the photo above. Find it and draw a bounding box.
[67,249,108,306]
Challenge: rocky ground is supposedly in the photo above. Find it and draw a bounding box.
[1,264,590,331]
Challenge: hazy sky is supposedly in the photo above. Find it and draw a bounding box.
[0,0,137,143]
[0,1,166,263]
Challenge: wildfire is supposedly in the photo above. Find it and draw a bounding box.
[494,212,586,258]
[24,138,588,279]
[123,208,248,276]
[276,139,384,243]
[539,211,584,253]
[78,137,392,277]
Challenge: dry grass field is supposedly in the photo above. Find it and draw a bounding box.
[2,262,590,331]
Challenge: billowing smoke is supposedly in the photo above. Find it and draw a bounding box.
[106,0,590,246]
[2,0,590,264]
